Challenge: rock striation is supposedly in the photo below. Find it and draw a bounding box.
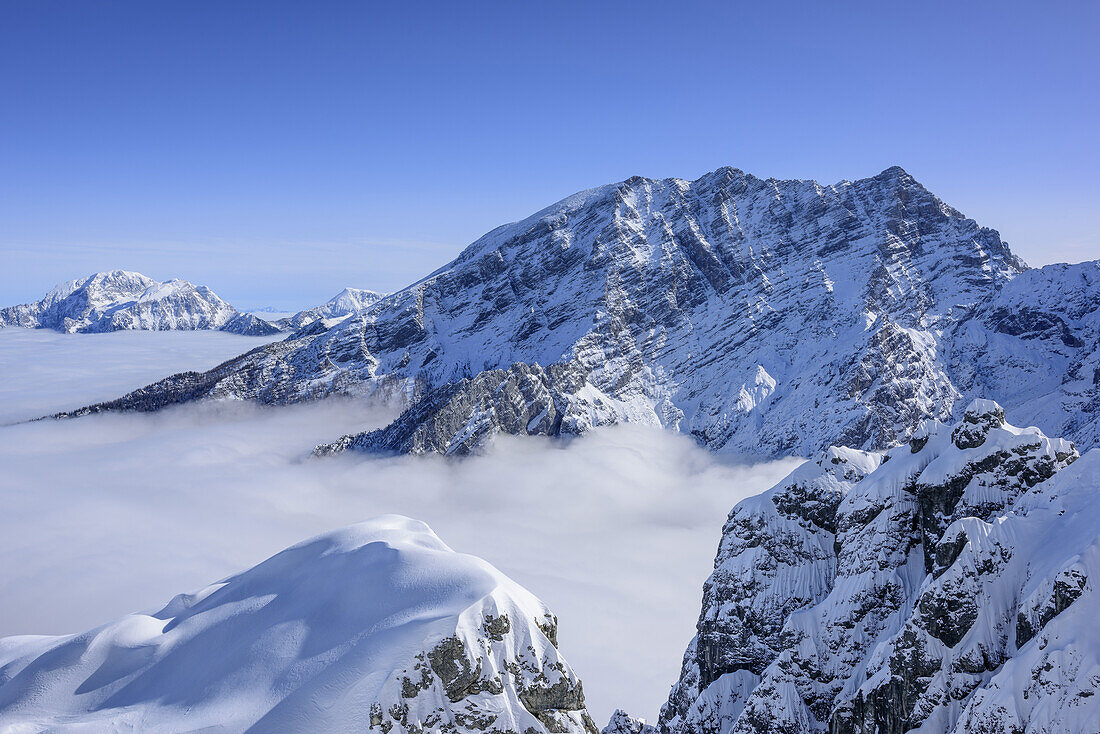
[51,169,1100,456]
[659,401,1099,734]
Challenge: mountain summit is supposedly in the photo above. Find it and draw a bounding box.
[277,286,386,330]
[0,270,281,336]
[56,168,1100,456]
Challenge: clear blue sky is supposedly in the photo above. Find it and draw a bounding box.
[2,1,1097,309]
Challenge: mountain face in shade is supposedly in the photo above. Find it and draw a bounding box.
[53,168,1100,457]
[0,516,597,734]
[0,270,283,336]
[659,400,1099,734]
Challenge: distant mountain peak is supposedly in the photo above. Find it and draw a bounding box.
[275,287,386,331]
[0,270,282,335]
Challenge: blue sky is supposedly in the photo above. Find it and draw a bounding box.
[2,1,1097,309]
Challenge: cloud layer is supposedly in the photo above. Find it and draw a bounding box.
[0,331,801,723]
[0,329,281,423]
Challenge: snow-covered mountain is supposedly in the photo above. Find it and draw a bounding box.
[277,286,385,330]
[54,168,1100,457]
[659,400,1098,734]
[0,516,597,734]
[0,270,282,335]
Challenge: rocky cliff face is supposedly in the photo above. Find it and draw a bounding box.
[0,516,598,734]
[603,709,657,734]
[659,401,1098,734]
[51,168,1100,457]
[949,260,1100,451]
[0,270,283,335]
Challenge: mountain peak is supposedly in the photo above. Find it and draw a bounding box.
[55,163,1096,460]
[877,163,910,178]
[274,287,387,331]
[0,271,282,335]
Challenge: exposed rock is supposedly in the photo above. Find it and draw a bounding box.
[602,709,657,734]
[55,168,1100,459]
[660,446,882,733]
[660,402,1095,734]
[0,516,597,733]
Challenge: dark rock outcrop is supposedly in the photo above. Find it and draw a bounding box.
[660,402,1094,734]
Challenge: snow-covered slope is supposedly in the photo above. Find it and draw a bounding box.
[0,516,597,734]
[603,709,658,734]
[278,287,385,330]
[0,270,283,335]
[659,401,1098,734]
[52,168,1100,456]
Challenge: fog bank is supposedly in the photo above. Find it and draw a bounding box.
[0,333,801,722]
[0,328,281,423]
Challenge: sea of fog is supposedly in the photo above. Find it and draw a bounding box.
[0,328,284,423]
[0,328,802,724]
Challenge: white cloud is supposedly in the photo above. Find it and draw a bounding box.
[0,331,801,724]
[0,329,281,423]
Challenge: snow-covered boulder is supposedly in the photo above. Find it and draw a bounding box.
[0,516,597,734]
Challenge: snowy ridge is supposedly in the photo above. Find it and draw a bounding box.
[852,451,1100,733]
[0,516,597,733]
[57,165,1100,459]
[660,446,883,734]
[277,286,386,330]
[659,401,1096,734]
[0,270,282,335]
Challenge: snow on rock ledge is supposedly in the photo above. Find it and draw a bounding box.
[0,516,598,734]
[602,709,657,734]
[660,401,1095,734]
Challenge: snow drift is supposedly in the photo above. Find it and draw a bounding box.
[0,516,597,734]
